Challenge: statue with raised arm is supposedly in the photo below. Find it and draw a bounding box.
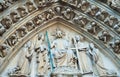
[51,28,77,68]
[73,35,92,73]
[17,41,33,75]
[35,33,50,75]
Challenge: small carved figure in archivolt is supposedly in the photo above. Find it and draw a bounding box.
[62,8,75,20]
[98,30,111,43]
[25,1,36,13]
[1,17,12,29]
[0,24,6,36]
[110,39,120,54]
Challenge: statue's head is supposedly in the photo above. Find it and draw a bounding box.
[89,43,95,48]
[75,35,80,42]
[38,33,44,41]
[56,30,63,38]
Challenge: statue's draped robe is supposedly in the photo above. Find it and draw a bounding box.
[77,41,92,73]
[37,45,49,75]
[91,48,107,76]
[51,38,76,67]
[18,47,31,74]
[35,37,49,75]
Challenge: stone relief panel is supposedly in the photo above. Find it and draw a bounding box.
[0,6,119,74]
[0,23,119,77]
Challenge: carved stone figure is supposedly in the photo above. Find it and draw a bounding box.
[0,44,8,57]
[0,2,8,12]
[25,1,36,13]
[78,1,90,12]
[43,9,55,20]
[0,24,6,36]
[51,28,77,68]
[104,16,118,27]
[32,16,42,26]
[0,3,5,12]
[35,34,49,75]
[17,41,33,75]
[95,10,109,21]
[17,7,28,18]
[110,39,120,54]
[25,21,34,32]
[87,21,100,34]
[6,33,18,47]
[109,0,120,13]
[16,26,27,38]
[34,0,46,8]
[1,17,12,29]
[54,6,63,15]
[10,11,20,23]
[113,22,120,34]
[73,35,92,73]
[8,66,21,76]
[86,5,99,16]
[3,0,15,5]
[73,15,88,27]
[98,30,111,43]
[88,43,117,76]
[62,8,75,20]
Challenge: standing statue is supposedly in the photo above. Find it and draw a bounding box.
[35,33,49,75]
[73,35,92,73]
[17,41,33,75]
[88,43,117,76]
[51,28,77,68]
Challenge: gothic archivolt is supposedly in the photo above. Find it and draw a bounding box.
[0,24,118,77]
[0,0,120,77]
